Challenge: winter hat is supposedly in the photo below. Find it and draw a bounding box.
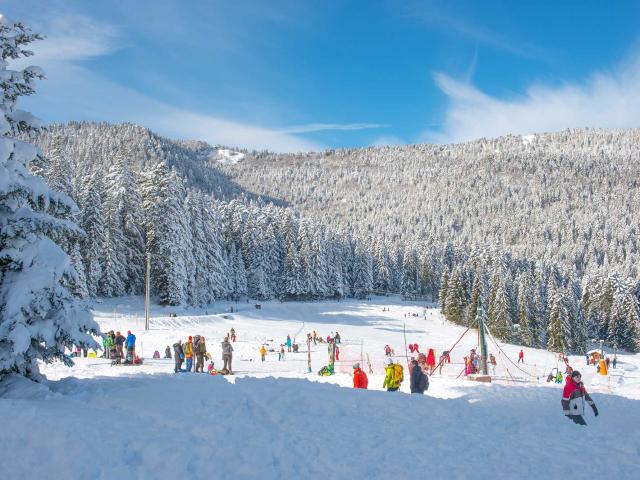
[189,336,192,341]
[385,358,393,365]
[571,370,582,378]
[353,363,360,369]
[127,330,131,335]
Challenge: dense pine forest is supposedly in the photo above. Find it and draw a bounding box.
[26,122,640,353]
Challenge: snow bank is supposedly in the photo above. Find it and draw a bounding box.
[1,373,638,479]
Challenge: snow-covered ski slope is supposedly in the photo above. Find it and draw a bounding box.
[2,296,640,478]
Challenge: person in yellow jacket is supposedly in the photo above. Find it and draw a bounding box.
[383,358,403,392]
[259,345,267,362]
[184,336,194,372]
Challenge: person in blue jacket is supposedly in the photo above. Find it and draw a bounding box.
[286,335,292,352]
[126,330,136,359]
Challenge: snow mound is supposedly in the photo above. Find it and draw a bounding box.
[1,374,638,478]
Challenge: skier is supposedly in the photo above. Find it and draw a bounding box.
[230,328,236,342]
[153,350,160,359]
[164,345,171,359]
[426,348,436,374]
[105,331,115,359]
[260,345,267,361]
[286,335,292,352]
[612,356,617,369]
[195,336,207,373]
[279,345,285,361]
[409,344,415,354]
[184,336,194,372]
[413,343,419,354]
[410,359,428,394]
[562,371,598,425]
[353,363,368,389]
[518,349,524,363]
[221,337,234,374]
[173,340,184,373]
[384,345,392,357]
[312,330,317,345]
[605,357,611,370]
[334,331,341,344]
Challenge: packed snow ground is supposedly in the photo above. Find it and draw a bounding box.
[2,296,640,478]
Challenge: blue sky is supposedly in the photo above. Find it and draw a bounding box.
[3,0,640,151]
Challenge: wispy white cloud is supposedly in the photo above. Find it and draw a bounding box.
[371,135,406,147]
[280,123,389,134]
[11,13,324,152]
[425,56,640,144]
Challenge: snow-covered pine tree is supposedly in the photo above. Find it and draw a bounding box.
[140,163,189,305]
[547,290,571,353]
[487,276,514,342]
[79,170,107,297]
[401,246,419,297]
[104,154,145,295]
[444,267,465,325]
[466,273,481,327]
[439,268,449,314]
[0,15,98,380]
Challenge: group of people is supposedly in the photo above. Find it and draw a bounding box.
[103,330,136,363]
[171,329,235,374]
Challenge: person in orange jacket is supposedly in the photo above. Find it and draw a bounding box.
[184,336,194,372]
[259,345,267,362]
[353,363,368,389]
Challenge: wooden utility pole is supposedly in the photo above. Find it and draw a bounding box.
[144,252,150,331]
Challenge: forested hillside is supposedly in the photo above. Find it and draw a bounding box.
[222,129,640,281]
[27,123,640,353]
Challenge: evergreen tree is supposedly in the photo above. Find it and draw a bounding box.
[444,267,465,325]
[439,268,449,314]
[487,276,513,341]
[0,17,98,380]
[547,290,571,353]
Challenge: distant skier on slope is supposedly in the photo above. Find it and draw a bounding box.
[353,363,368,389]
[518,349,524,363]
[286,335,292,352]
[562,370,598,426]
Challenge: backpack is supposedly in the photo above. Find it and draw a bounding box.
[393,364,404,386]
[419,371,429,392]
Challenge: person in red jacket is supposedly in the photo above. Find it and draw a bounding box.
[562,370,598,425]
[353,363,368,389]
[518,349,524,363]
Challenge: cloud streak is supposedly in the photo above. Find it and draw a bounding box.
[280,123,389,134]
[426,56,640,144]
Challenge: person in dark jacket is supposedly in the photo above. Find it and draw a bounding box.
[562,370,598,425]
[221,337,234,374]
[195,336,207,373]
[410,360,428,394]
[173,340,184,373]
[164,346,172,359]
[115,331,126,358]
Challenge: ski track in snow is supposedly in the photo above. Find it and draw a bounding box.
[1,296,639,479]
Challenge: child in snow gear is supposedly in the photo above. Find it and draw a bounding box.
[221,337,233,374]
[153,350,160,359]
[173,340,184,373]
[410,359,428,394]
[318,364,334,376]
[353,363,368,389]
[164,346,171,359]
[312,330,317,345]
[518,349,524,363]
[184,336,194,372]
[230,328,236,342]
[260,345,267,361]
[489,353,497,375]
[562,371,598,425]
[207,361,218,375]
[286,335,292,352]
[383,358,403,392]
[334,332,341,344]
[195,336,207,372]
